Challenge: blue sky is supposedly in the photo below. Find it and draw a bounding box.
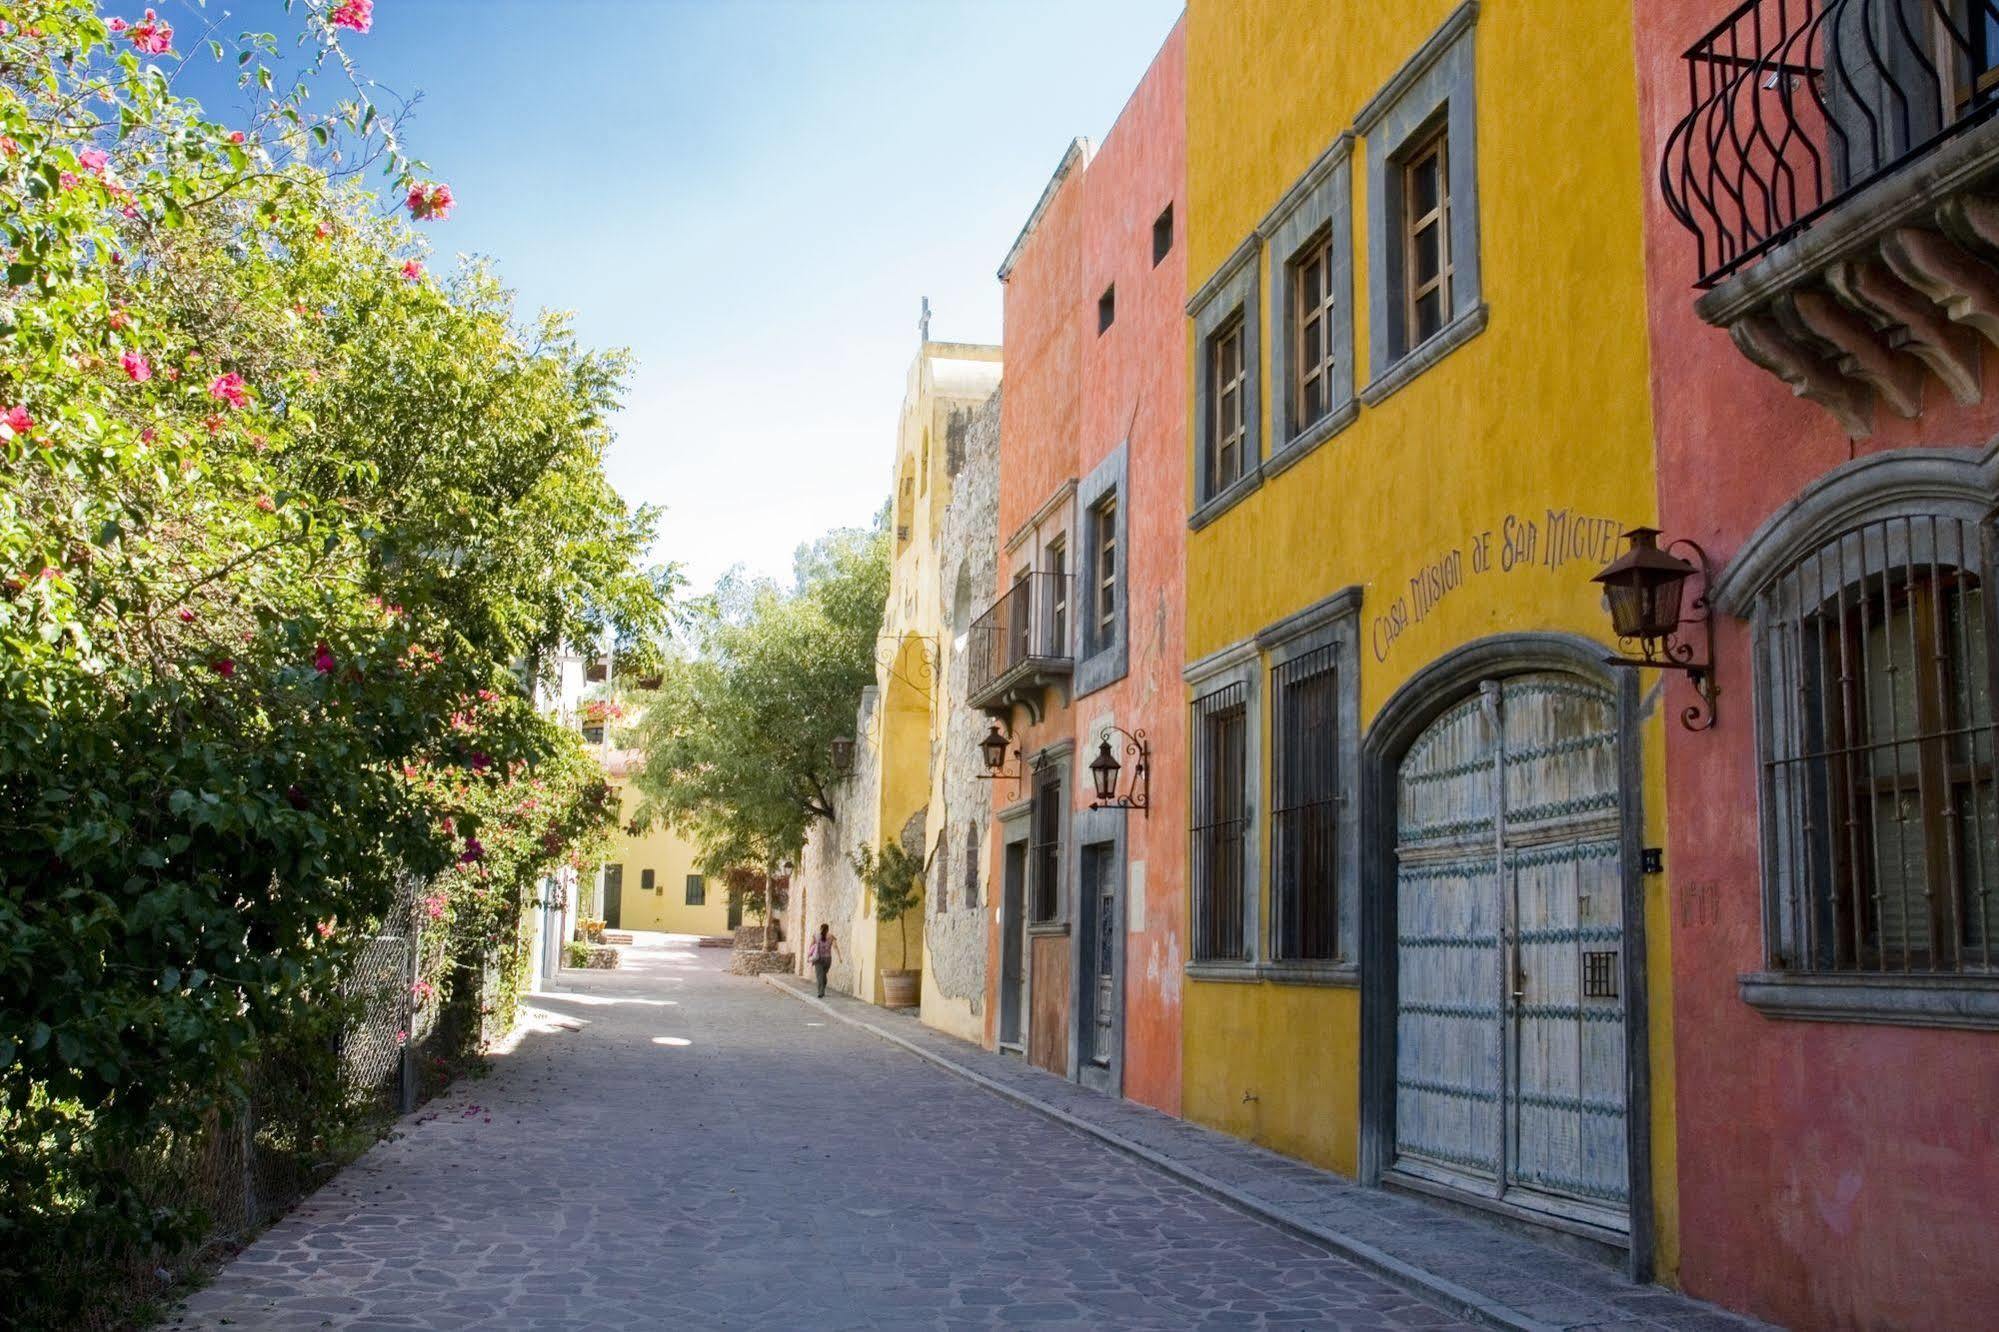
[181,0,1183,592]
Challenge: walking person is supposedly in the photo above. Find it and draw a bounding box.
[807,923,839,998]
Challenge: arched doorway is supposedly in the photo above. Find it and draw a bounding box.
[1360,635,1652,1274]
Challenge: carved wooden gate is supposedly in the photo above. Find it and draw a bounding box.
[1392,672,1629,1235]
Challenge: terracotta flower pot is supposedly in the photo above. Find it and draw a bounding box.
[880,969,919,1009]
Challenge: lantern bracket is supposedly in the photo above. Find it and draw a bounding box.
[1601,537,1719,732]
[1089,725,1150,817]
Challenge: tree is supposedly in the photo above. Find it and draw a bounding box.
[631,520,888,875]
[851,840,924,975]
[0,8,669,1317]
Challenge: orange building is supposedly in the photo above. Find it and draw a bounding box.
[972,21,1186,1111]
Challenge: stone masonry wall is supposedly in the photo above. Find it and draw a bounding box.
[924,386,1000,1010]
[791,686,879,998]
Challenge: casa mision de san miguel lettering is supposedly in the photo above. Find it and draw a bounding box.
[1372,506,1627,662]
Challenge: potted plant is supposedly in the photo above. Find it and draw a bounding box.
[851,840,925,1008]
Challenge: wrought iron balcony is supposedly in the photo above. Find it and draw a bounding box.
[967,571,1073,721]
[1660,0,1999,434]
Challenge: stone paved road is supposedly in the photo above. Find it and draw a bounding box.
[170,937,1475,1331]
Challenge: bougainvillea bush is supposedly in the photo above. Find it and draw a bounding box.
[0,2,666,1319]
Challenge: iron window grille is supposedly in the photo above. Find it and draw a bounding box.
[1271,646,1341,962]
[1402,128,1452,348]
[964,820,981,909]
[1290,227,1339,436]
[1761,513,1999,975]
[685,874,706,907]
[1662,0,1999,288]
[1192,681,1250,962]
[1208,315,1248,498]
[1030,765,1063,924]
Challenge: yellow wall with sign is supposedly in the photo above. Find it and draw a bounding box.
[1182,0,1676,1279]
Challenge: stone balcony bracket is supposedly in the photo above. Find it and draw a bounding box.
[1695,120,1999,439]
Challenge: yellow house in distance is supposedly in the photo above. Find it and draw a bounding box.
[595,748,737,937]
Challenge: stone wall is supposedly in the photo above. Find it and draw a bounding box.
[921,385,1000,1031]
[789,686,879,999]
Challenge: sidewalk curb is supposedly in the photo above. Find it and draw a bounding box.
[763,975,1554,1332]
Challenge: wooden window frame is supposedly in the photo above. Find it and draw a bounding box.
[1030,764,1064,925]
[1290,226,1339,436]
[1209,316,1247,498]
[1401,127,1452,350]
[1047,539,1068,658]
[1094,494,1118,650]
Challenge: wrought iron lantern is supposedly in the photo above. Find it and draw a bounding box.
[1592,526,1719,731]
[1088,725,1149,816]
[979,723,1011,774]
[977,721,1025,796]
[829,735,856,779]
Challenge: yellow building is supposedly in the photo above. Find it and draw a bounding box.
[1181,1,1676,1282]
[595,749,735,937]
[793,331,1001,1020]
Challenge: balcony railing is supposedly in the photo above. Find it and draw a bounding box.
[967,571,1073,718]
[1662,0,1999,288]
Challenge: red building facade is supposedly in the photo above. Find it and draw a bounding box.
[1635,2,1999,1324]
[974,21,1186,1112]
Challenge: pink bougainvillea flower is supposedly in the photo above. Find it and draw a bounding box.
[313,221,330,239]
[404,181,453,222]
[315,919,335,938]
[459,837,485,864]
[228,130,245,145]
[254,495,273,512]
[314,642,336,674]
[120,350,151,382]
[470,751,491,771]
[0,137,17,158]
[57,171,78,192]
[210,658,236,678]
[423,892,446,921]
[3,405,32,437]
[329,0,373,33]
[109,312,128,334]
[127,10,172,54]
[399,258,424,281]
[395,1029,407,1044]
[177,608,195,623]
[107,17,127,31]
[412,978,435,1003]
[208,372,248,408]
[139,426,157,443]
[120,203,139,219]
[78,147,109,176]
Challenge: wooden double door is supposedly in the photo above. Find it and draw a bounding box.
[1391,672,1631,1237]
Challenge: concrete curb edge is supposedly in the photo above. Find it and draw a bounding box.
[761,974,1552,1332]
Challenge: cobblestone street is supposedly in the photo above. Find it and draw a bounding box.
[169,938,1478,1330]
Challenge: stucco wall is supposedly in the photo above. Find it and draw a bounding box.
[1182,0,1675,1270]
[922,387,1001,1043]
[601,784,733,936]
[1633,3,1999,1324]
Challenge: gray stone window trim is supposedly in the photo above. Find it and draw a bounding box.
[1257,586,1364,976]
[1716,445,1999,1028]
[1740,972,1999,1030]
[1358,1,1483,400]
[1185,638,1263,974]
[1068,807,1129,1087]
[1189,235,1263,522]
[1075,443,1129,698]
[1265,133,1358,468]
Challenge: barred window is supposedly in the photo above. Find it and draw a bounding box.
[1192,682,1249,961]
[1272,646,1340,961]
[964,819,980,909]
[1031,765,1063,924]
[1763,514,1999,975]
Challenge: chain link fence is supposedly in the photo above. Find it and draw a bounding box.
[34,871,515,1331]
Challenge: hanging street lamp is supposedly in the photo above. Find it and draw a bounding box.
[829,735,856,779]
[1088,725,1150,816]
[977,721,1025,797]
[1592,526,1719,731]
